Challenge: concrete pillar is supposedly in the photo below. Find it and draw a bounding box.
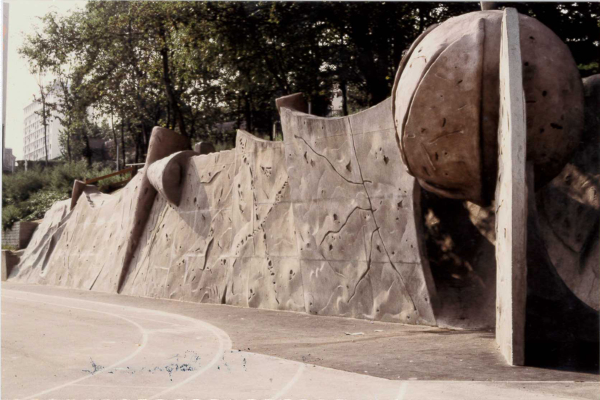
[1,251,8,281]
[495,8,527,366]
[2,250,21,281]
[480,2,499,11]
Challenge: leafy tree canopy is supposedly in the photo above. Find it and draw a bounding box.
[19,1,600,165]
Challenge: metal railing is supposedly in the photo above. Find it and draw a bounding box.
[84,166,137,185]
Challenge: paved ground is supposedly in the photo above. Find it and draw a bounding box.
[1,282,598,399]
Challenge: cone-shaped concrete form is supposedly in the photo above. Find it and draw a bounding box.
[117,127,191,292]
[147,150,197,207]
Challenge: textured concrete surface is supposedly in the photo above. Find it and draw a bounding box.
[11,103,439,328]
[2,282,598,400]
[534,74,600,311]
[392,10,583,204]
[281,99,437,325]
[6,12,598,374]
[120,130,303,313]
[12,183,137,292]
[494,8,528,366]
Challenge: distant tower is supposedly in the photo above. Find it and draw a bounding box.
[2,3,9,167]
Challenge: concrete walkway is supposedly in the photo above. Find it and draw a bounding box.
[1,282,598,399]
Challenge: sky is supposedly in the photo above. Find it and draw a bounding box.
[3,0,87,159]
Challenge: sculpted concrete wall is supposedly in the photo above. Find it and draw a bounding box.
[120,130,304,311]
[8,12,598,353]
[11,181,139,291]
[393,10,583,205]
[10,117,437,326]
[534,74,600,311]
[281,99,437,325]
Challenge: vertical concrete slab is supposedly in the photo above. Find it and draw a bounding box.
[495,7,527,366]
[2,250,11,281]
[279,98,437,325]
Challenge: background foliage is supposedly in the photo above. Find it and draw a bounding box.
[2,162,125,230]
[18,1,599,164]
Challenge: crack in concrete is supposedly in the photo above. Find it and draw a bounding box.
[294,135,363,186]
[318,205,371,248]
[349,227,380,302]
[347,119,419,314]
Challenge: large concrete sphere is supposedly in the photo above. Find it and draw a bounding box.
[392,10,584,205]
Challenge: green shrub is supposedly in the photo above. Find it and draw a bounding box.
[2,161,128,229]
[2,167,45,205]
[2,205,23,231]
[21,190,69,221]
[48,161,91,196]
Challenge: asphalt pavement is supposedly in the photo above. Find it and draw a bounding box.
[1,282,598,399]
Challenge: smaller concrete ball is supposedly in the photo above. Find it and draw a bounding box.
[392,10,584,205]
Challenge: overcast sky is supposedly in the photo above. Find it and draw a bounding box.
[3,0,87,159]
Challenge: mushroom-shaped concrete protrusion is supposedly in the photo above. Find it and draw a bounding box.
[392,10,584,205]
[147,150,196,207]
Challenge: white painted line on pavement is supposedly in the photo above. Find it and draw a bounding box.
[147,320,228,400]
[2,289,233,400]
[125,314,184,327]
[4,295,150,400]
[396,381,409,400]
[271,363,306,400]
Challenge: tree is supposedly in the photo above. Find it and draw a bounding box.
[32,72,55,165]
[504,2,600,77]
[19,1,600,163]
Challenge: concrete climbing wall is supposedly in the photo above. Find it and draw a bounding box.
[120,130,304,311]
[12,179,141,291]
[281,99,437,325]
[11,112,438,326]
[9,34,596,344]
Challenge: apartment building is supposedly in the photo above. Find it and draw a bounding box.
[23,89,63,161]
